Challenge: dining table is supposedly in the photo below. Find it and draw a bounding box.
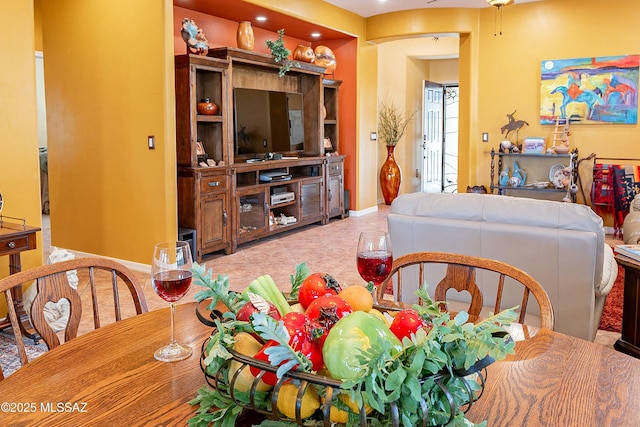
[1,301,640,426]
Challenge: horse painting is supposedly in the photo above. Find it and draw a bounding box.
[500,110,529,141]
[550,86,601,120]
[540,55,639,125]
[603,76,637,105]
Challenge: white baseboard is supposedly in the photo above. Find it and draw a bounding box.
[348,205,378,217]
[605,226,616,235]
[58,248,151,274]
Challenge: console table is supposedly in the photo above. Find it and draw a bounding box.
[614,254,640,358]
[0,218,41,341]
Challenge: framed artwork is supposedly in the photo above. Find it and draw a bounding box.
[540,55,639,125]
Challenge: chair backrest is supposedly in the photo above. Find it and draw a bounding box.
[378,252,554,331]
[0,257,148,376]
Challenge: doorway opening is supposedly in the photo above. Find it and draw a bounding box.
[421,82,459,193]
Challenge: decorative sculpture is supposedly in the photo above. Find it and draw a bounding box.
[500,110,529,143]
[181,18,209,56]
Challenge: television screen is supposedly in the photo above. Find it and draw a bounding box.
[233,88,304,156]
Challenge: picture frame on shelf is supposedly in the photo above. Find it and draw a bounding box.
[522,137,546,154]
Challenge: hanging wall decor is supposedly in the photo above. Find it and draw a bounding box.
[540,55,639,125]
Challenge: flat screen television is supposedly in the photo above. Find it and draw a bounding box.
[233,88,305,157]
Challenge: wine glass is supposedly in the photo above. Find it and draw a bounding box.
[356,231,393,304]
[151,240,193,362]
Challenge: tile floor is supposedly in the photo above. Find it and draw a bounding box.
[42,204,621,347]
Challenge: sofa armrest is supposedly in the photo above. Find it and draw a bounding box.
[596,244,618,298]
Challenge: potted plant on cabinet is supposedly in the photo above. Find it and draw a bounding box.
[378,100,416,205]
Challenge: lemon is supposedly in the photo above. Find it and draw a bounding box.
[369,308,389,325]
[276,383,320,420]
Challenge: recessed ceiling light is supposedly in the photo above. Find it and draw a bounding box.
[256,16,267,22]
[311,32,321,38]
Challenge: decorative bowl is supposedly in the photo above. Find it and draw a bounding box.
[532,181,550,189]
[554,146,570,154]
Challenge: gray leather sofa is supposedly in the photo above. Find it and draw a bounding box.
[387,192,618,342]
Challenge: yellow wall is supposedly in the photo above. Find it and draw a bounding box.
[0,1,43,279]
[475,0,640,201]
[372,0,640,203]
[40,0,177,264]
[377,37,460,197]
[7,0,640,278]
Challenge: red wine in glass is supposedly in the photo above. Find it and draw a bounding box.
[152,270,193,302]
[356,231,393,303]
[357,250,393,285]
[152,240,193,362]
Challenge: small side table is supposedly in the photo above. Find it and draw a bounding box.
[0,219,41,342]
[614,254,640,358]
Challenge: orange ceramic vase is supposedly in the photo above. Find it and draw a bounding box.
[237,21,254,51]
[380,145,401,205]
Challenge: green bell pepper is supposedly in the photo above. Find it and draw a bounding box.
[322,311,402,380]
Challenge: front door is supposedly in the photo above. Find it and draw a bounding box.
[422,81,444,193]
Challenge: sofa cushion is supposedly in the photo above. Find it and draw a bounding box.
[387,192,615,341]
[391,193,606,287]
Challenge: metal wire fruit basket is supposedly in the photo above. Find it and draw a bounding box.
[196,304,495,427]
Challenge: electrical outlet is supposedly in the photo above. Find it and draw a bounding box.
[482,132,489,143]
[148,135,155,149]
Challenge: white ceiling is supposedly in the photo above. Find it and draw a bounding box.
[323,0,543,18]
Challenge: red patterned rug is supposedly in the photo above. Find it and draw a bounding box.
[598,264,624,333]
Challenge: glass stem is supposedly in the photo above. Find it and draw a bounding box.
[372,282,379,305]
[169,302,176,345]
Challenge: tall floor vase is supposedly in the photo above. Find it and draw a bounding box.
[380,145,402,205]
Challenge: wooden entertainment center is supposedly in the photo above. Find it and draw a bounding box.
[175,48,345,260]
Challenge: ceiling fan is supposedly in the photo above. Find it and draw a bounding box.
[426,0,514,5]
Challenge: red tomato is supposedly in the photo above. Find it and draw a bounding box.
[298,273,342,309]
[388,309,431,341]
[236,299,281,322]
[250,312,324,385]
[305,295,353,345]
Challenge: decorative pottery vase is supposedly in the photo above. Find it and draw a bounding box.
[197,98,218,115]
[293,45,315,63]
[236,21,254,51]
[380,145,402,205]
[314,45,337,75]
[499,167,510,187]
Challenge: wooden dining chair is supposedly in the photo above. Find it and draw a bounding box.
[0,257,148,376]
[378,252,554,331]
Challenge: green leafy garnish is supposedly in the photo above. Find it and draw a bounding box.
[288,262,309,300]
[192,262,245,314]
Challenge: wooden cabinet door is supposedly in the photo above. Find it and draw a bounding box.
[200,193,228,252]
[301,179,324,221]
[328,173,343,217]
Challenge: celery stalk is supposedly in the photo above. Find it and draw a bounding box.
[256,274,292,315]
